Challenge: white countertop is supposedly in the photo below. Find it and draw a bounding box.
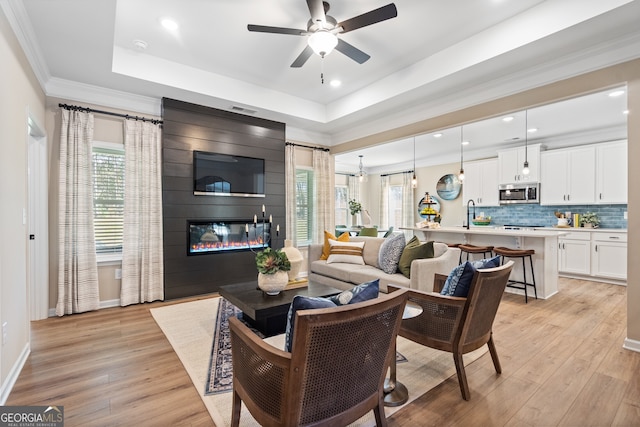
[404,226,568,238]
[404,226,627,238]
[537,227,627,233]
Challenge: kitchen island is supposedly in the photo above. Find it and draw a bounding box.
[404,226,569,299]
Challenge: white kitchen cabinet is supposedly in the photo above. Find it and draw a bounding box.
[591,232,627,280]
[558,231,591,275]
[462,158,499,206]
[540,146,596,205]
[498,144,541,184]
[596,140,627,204]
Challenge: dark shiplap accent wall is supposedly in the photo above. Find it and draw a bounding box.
[162,98,286,300]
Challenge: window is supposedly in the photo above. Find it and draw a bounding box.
[388,185,403,228]
[295,169,313,244]
[92,141,125,255]
[335,185,349,226]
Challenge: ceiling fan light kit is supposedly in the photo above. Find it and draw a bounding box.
[248,0,397,68]
[307,30,338,57]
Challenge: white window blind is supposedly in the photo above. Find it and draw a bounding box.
[296,169,313,244]
[92,143,125,254]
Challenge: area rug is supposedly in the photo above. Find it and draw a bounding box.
[203,298,407,396]
[151,297,487,427]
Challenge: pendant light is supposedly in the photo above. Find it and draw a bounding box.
[458,126,465,181]
[356,155,367,182]
[522,110,530,175]
[411,137,418,188]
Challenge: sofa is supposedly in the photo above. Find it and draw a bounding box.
[307,235,461,293]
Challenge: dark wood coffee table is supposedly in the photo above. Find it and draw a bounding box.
[219,280,342,337]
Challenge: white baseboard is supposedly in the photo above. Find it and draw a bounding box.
[623,337,640,353]
[0,342,30,405]
[47,298,121,317]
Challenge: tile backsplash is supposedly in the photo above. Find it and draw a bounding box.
[475,204,627,229]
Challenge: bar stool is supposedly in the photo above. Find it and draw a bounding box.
[493,247,537,303]
[458,244,494,264]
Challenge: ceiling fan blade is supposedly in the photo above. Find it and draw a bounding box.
[337,3,398,33]
[306,0,327,25]
[247,24,306,36]
[291,45,314,68]
[335,39,370,64]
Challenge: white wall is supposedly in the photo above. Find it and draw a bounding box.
[0,8,46,402]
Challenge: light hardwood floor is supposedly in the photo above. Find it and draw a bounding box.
[6,278,640,426]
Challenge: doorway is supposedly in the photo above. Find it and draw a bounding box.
[27,113,48,320]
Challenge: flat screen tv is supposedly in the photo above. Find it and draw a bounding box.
[193,150,265,197]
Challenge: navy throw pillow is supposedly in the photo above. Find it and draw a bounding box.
[329,279,380,306]
[441,256,502,297]
[284,296,336,352]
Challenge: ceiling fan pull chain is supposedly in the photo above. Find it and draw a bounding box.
[320,56,325,84]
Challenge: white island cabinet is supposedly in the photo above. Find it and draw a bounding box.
[404,226,567,299]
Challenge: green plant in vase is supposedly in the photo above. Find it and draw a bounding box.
[580,212,600,228]
[256,247,291,295]
[256,247,291,274]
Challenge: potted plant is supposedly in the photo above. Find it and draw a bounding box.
[256,247,291,295]
[349,199,362,227]
[580,212,600,228]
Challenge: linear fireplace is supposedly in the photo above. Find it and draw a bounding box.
[188,220,271,255]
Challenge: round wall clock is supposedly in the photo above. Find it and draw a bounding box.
[436,174,462,200]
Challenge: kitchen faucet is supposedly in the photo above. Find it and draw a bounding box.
[466,199,476,230]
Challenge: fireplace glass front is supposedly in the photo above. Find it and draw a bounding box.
[188,220,270,255]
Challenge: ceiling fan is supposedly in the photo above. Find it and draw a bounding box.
[248,0,397,68]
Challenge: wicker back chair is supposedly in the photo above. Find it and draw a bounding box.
[229,289,409,427]
[388,261,513,400]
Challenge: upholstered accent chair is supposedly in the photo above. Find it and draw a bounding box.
[229,289,409,427]
[388,261,514,400]
[358,227,378,237]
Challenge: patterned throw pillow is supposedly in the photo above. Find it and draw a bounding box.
[329,279,380,306]
[285,296,337,352]
[326,239,365,265]
[378,233,406,274]
[440,256,502,297]
[320,230,350,260]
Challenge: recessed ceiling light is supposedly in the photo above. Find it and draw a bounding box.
[461,141,470,146]
[161,18,178,31]
[502,116,514,122]
[527,127,538,133]
[608,90,625,97]
[330,79,341,87]
[623,109,629,115]
[433,133,443,138]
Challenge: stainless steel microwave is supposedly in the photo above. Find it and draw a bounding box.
[498,183,540,204]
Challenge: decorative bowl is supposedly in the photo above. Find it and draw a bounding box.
[472,218,492,226]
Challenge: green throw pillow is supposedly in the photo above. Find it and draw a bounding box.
[397,237,435,278]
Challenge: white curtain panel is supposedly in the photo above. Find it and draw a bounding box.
[379,175,390,229]
[56,110,100,316]
[348,175,361,205]
[285,144,297,244]
[120,120,164,306]
[312,149,334,244]
[402,172,414,241]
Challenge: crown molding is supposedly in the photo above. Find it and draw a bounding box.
[0,0,50,88]
[46,77,161,116]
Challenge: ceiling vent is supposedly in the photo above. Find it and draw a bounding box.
[230,105,257,115]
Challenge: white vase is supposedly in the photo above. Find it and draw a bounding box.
[280,239,303,282]
[352,214,359,227]
[257,271,289,295]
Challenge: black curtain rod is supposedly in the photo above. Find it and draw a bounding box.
[380,170,414,177]
[285,141,330,152]
[58,103,163,125]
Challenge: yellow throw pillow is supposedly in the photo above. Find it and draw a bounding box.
[320,230,350,260]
